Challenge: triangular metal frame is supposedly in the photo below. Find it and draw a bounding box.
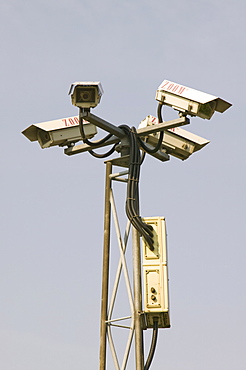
[100,163,136,369]
[99,161,145,370]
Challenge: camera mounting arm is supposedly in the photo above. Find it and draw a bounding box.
[64,113,190,162]
[80,111,189,140]
[80,110,126,139]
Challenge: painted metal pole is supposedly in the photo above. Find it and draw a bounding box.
[132,227,144,370]
[99,161,112,370]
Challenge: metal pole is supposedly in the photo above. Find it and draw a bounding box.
[99,161,112,370]
[132,227,144,370]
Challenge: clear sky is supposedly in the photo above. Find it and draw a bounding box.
[1,0,245,369]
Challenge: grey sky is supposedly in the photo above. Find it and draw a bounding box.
[1,0,245,369]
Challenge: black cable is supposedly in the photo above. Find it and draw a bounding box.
[84,132,113,147]
[144,319,159,370]
[137,103,164,154]
[79,113,156,249]
[79,110,119,159]
[79,111,113,147]
[157,101,164,124]
[88,144,117,159]
[140,150,146,165]
[119,125,154,250]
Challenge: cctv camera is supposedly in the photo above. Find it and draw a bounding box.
[22,115,97,149]
[156,80,232,120]
[138,115,210,160]
[68,81,104,109]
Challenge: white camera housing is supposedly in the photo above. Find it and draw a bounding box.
[138,115,210,160]
[156,80,232,120]
[22,116,97,149]
[68,81,104,109]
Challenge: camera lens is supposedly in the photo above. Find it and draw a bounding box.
[76,87,96,103]
[37,130,51,148]
[80,91,91,101]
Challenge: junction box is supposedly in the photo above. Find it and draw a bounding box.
[142,217,170,329]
